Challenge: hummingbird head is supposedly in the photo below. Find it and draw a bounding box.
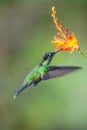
[42,49,62,61]
[40,52,56,65]
[42,52,55,60]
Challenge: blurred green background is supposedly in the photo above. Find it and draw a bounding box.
[0,0,87,130]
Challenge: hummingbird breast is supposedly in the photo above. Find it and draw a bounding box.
[22,65,49,86]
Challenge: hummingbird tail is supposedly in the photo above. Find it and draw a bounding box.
[13,82,32,99]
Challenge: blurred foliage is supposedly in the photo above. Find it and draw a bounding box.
[0,0,87,130]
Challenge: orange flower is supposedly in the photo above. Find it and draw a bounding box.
[53,33,80,54]
[51,6,80,54]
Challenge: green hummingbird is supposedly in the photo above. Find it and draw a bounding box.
[13,50,81,99]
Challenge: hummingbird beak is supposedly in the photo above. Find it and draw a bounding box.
[50,52,56,56]
[55,49,62,54]
[51,49,62,56]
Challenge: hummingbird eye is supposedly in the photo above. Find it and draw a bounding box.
[43,52,50,60]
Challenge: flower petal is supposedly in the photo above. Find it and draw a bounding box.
[51,6,80,54]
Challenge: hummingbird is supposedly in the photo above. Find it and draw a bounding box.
[13,50,81,99]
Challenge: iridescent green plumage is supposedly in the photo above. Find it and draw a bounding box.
[22,65,49,87]
[14,50,81,99]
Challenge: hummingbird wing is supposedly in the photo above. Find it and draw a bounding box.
[41,66,82,80]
